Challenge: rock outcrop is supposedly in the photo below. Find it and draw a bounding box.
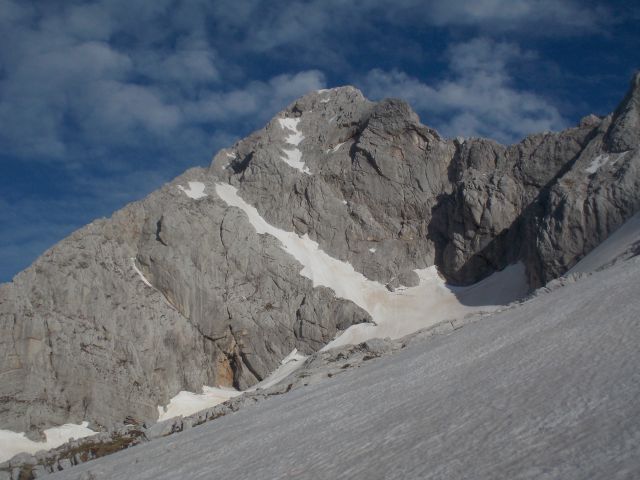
[1,73,639,437]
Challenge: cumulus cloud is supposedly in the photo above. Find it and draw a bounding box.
[361,38,566,143]
[422,0,609,31]
[0,0,615,162]
[206,0,611,55]
[185,71,326,123]
[0,0,629,281]
[0,1,326,163]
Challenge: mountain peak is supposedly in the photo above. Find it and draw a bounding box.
[1,75,639,456]
[605,71,640,153]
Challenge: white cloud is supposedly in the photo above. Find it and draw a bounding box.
[204,0,610,55]
[361,38,566,143]
[135,36,221,87]
[424,0,607,31]
[0,1,327,162]
[0,0,615,162]
[0,0,625,285]
[90,81,183,133]
[185,70,326,122]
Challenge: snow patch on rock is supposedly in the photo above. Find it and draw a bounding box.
[326,141,345,153]
[0,422,95,463]
[157,387,242,422]
[278,117,310,174]
[131,257,153,288]
[586,154,610,174]
[158,349,307,421]
[178,181,207,199]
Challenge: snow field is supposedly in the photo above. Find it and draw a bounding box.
[52,256,640,480]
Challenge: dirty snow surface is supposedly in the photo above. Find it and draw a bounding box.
[52,257,640,479]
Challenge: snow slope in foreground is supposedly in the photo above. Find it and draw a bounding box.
[51,255,640,479]
[569,211,640,274]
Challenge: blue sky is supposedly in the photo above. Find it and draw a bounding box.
[0,0,638,282]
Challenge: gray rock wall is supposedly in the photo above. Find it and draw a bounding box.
[1,73,639,436]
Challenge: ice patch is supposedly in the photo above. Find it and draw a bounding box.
[320,98,330,103]
[278,117,310,174]
[178,181,207,199]
[0,422,95,463]
[585,154,609,174]
[342,200,348,205]
[215,182,528,350]
[369,248,376,253]
[226,152,236,158]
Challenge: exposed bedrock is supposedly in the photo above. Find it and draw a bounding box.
[1,73,639,435]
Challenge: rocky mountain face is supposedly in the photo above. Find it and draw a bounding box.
[1,74,639,437]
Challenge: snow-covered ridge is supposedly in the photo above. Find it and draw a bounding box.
[278,117,311,174]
